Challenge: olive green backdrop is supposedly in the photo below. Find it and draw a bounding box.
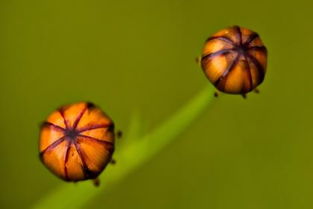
[1,0,313,208]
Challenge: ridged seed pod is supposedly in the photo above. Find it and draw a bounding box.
[39,102,115,184]
[200,25,267,95]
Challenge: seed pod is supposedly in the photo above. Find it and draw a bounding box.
[39,102,115,183]
[201,26,267,95]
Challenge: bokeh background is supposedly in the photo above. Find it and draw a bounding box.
[1,0,313,208]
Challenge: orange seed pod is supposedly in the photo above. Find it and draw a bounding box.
[39,102,115,183]
[200,25,267,96]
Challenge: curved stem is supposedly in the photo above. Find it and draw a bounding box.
[31,85,215,209]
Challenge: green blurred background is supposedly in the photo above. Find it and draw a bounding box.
[1,0,313,208]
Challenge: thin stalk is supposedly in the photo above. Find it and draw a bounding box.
[31,85,215,209]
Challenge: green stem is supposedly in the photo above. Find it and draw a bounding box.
[31,85,215,209]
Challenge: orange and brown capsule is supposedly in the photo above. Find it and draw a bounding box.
[200,25,267,97]
[39,102,115,185]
